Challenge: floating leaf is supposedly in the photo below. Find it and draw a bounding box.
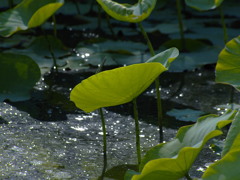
[215,36,240,90]
[166,108,205,122]
[185,0,224,11]
[145,47,179,69]
[202,134,240,180]
[0,53,41,101]
[127,110,236,180]
[96,0,157,23]
[70,63,166,113]
[0,0,64,37]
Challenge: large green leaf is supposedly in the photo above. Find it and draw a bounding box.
[145,47,179,69]
[70,63,166,113]
[0,53,41,101]
[215,36,240,90]
[202,134,240,180]
[96,0,157,23]
[0,0,64,37]
[221,111,240,156]
[185,0,224,11]
[126,110,236,180]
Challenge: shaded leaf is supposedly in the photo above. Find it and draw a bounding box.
[0,53,41,101]
[185,0,224,11]
[0,0,64,37]
[70,63,166,112]
[96,0,157,23]
[215,36,240,90]
[130,110,236,180]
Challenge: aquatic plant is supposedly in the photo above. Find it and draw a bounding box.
[0,53,41,101]
[70,62,167,169]
[215,36,240,90]
[0,0,64,37]
[124,35,240,180]
[0,0,64,101]
[96,0,179,143]
[126,110,240,179]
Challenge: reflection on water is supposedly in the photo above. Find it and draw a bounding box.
[0,102,176,179]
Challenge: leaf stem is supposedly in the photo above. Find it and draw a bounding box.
[138,22,155,56]
[219,5,228,44]
[98,108,107,178]
[133,98,141,167]
[176,0,186,50]
[52,15,57,37]
[138,22,164,143]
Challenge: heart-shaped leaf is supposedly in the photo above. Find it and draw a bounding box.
[215,36,240,90]
[70,63,166,113]
[185,0,224,11]
[126,110,236,180]
[145,47,179,69]
[0,0,64,37]
[96,0,157,23]
[0,53,41,101]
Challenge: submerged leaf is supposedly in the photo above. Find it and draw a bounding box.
[96,0,157,23]
[0,0,64,37]
[215,36,240,90]
[70,63,166,112]
[0,53,41,101]
[129,110,236,180]
[185,0,223,11]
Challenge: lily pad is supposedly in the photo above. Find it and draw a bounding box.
[0,53,41,101]
[166,108,205,122]
[70,63,166,113]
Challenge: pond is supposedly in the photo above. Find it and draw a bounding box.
[1,0,240,179]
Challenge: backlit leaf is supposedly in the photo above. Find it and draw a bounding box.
[70,63,166,112]
[128,110,236,180]
[215,36,240,90]
[185,0,224,11]
[0,0,64,37]
[145,47,179,69]
[96,0,157,23]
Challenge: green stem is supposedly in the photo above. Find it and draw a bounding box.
[219,5,228,44]
[138,22,155,56]
[155,78,164,143]
[176,0,186,50]
[44,34,58,73]
[138,22,164,143]
[133,98,141,167]
[98,108,107,178]
[52,15,57,37]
